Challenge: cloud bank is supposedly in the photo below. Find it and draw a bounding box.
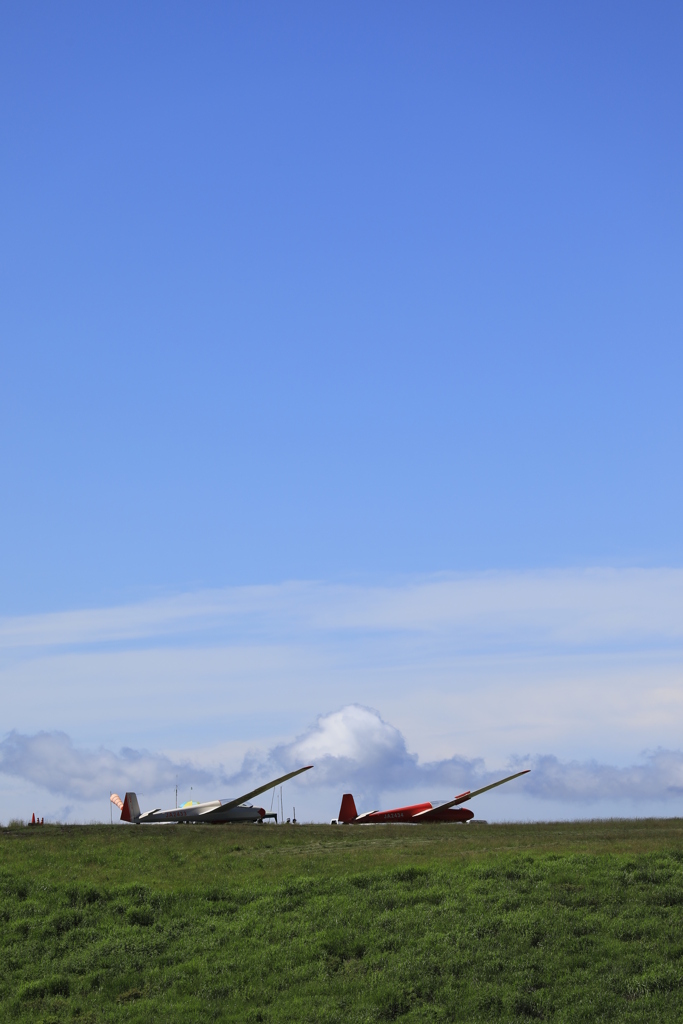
[4,706,683,816]
[0,730,212,802]
[519,751,683,803]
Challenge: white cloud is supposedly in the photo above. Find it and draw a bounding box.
[520,750,683,803]
[0,731,212,802]
[2,569,683,652]
[263,705,481,793]
[282,705,411,769]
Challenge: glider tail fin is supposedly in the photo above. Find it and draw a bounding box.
[338,793,358,823]
[119,792,141,823]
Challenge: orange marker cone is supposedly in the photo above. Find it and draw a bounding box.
[31,812,35,825]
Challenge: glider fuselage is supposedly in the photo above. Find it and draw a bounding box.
[354,801,474,824]
[139,802,267,824]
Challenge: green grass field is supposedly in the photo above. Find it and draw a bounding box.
[3,819,683,1022]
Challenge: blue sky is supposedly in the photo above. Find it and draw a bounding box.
[1,4,682,823]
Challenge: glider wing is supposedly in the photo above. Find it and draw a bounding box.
[199,764,314,816]
[412,769,530,819]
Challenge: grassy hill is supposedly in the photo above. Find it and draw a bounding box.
[2,818,683,1022]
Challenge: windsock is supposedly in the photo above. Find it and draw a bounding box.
[110,793,124,811]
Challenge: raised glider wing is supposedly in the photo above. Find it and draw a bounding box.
[110,765,313,824]
[333,769,529,824]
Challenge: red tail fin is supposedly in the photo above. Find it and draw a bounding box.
[338,793,358,823]
[120,792,141,823]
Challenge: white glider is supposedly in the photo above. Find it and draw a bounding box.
[110,765,313,824]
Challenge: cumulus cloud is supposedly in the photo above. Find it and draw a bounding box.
[0,731,213,802]
[264,705,483,792]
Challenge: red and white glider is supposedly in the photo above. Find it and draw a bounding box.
[332,769,530,824]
